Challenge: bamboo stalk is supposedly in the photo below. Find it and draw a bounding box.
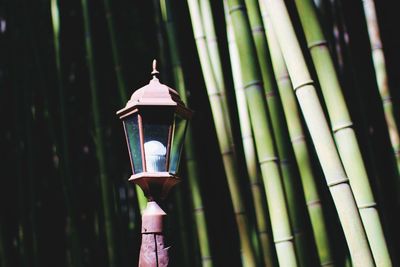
[225,5,277,266]
[102,0,147,214]
[187,0,258,266]
[160,1,214,265]
[80,1,118,266]
[153,2,192,266]
[199,0,233,142]
[293,0,391,265]
[244,0,317,265]
[262,0,375,265]
[362,0,400,175]
[102,0,127,103]
[50,1,84,266]
[226,0,300,265]
[259,3,335,266]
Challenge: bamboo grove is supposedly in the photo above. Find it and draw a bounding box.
[1,0,400,266]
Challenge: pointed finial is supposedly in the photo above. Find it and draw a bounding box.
[151,59,160,78]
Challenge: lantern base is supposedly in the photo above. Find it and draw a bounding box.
[139,201,169,267]
[129,172,180,201]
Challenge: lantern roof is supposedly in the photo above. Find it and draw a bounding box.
[117,60,192,119]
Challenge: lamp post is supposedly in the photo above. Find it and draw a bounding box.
[117,60,192,267]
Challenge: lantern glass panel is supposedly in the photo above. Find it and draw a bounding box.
[142,109,173,172]
[169,115,188,174]
[123,114,143,173]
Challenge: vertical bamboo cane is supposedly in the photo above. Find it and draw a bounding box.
[102,0,127,102]
[293,0,391,265]
[80,1,118,266]
[102,0,148,213]
[226,0,299,265]
[160,0,214,265]
[263,0,375,265]
[362,0,400,175]
[187,0,258,266]
[50,2,84,266]
[244,0,316,265]
[225,4,277,266]
[153,2,192,266]
[259,3,335,266]
[199,0,233,142]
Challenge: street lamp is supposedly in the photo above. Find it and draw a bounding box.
[117,60,192,266]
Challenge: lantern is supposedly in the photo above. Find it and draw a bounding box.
[117,60,192,200]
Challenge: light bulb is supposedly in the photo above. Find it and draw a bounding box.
[144,140,166,172]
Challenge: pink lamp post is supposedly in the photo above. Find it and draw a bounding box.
[117,60,192,266]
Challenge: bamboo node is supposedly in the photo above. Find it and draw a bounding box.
[208,90,221,97]
[371,43,383,50]
[382,95,392,105]
[243,80,262,90]
[293,80,314,92]
[321,260,335,266]
[265,90,276,99]
[291,135,305,144]
[332,121,353,133]
[201,256,212,261]
[228,4,246,14]
[306,199,321,207]
[194,34,206,40]
[259,156,279,164]
[250,181,261,186]
[278,73,290,82]
[358,202,377,209]
[307,40,328,50]
[193,206,204,213]
[327,177,349,187]
[251,26,265,34]
[221,149,234,156]
[274,235,294,244]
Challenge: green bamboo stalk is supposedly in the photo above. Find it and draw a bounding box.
[262,0,375,265]
[226,0,300,266]
[80,1,118,266]
[160,1,213,265]
[187,0,258,266]
[50,2,84,266]
[244,0,317,266]
[102,0,147,213]
[293,0,391,265]
[259,5,335,266]
[199,0,233,143]
[153,1,192,266]
[362,0,400,174]
[102,0,127,103]
[225,5,277,266]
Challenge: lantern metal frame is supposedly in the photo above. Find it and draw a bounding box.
[117,62,192,200]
